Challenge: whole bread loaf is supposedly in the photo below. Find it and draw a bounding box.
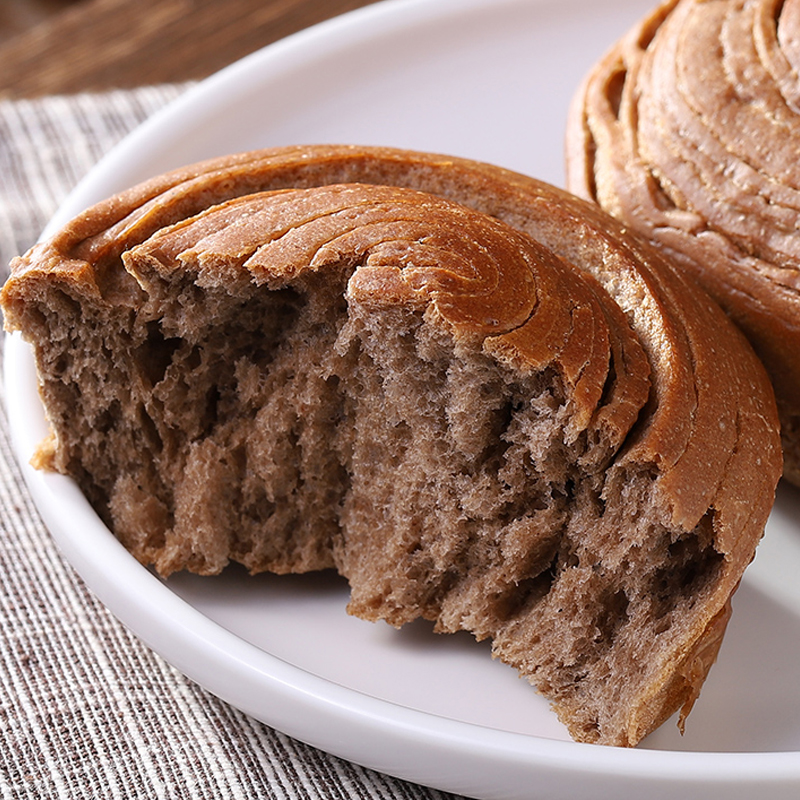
[566,0,800,484]
[1,145,781,746]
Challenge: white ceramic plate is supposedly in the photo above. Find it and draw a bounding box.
[6,0,800,798]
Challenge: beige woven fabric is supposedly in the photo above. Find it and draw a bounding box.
[0,87,459,800]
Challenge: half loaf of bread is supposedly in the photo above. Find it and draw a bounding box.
[566,0,800,484]
[1,144,781,746]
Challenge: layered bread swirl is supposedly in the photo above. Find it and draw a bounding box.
[1,145,782,746]
[566,0,800,483]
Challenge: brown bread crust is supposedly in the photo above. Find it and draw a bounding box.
[1,144,781,746]
[565,0,800,483]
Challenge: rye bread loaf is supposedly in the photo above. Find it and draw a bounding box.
[1,144,781,747]
[565,0,800,484]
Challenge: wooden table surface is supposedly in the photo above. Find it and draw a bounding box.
[0,0,379,99]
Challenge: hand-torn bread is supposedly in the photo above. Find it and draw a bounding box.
[1,145,781,746]
[566,0,800,484]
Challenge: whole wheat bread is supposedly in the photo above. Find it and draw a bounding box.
[1,145,782,746]
[566,0,800,484]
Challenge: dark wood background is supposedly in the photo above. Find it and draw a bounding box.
[0,0,378,99]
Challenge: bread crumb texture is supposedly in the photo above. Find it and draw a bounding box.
[1,145,781,747]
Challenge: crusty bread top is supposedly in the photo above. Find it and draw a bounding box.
[126,181,653,455]
[4,144,781,536]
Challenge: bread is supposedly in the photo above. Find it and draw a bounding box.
[1,144,781,746]
[566,0,800,484]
